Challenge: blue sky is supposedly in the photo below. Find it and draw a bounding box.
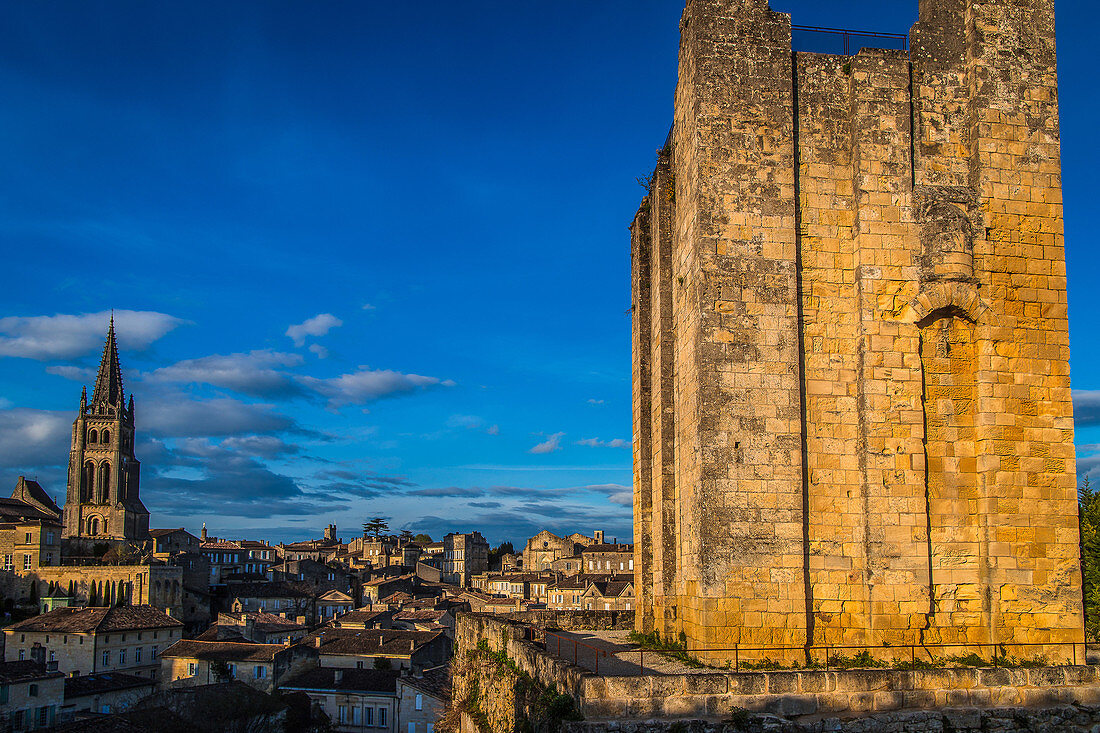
[2,0,1099,546]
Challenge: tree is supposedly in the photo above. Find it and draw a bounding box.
[413,534,433,544]
[1081,475,1100,640]
[399,530,414,544]
[488,541,516,571]
[362,517,389,538]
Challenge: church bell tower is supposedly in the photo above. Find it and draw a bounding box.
[62,317,150,541]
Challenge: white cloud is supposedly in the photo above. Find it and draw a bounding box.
[529,432,565,454]
[298,367,453,408]
[286,313,342,346]
[0,310,185,360]
[487,424,500,436]
[446,415,483,429]
[0,408,72,467]
[141,397,297,438]
[361,304,376,311]
[576,437,630,448]
[146,350,304,397]
[587,398,605,405]
[309,344,329,359]
[45,365,96,382]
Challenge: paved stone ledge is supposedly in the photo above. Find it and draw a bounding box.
[579,666,1100,719]
[563,705,1100,732]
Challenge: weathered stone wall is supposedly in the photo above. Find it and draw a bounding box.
[564,706,1100,733]
[454,613,1100,732]
[578,665,1100,720]
[632,0,1081,662]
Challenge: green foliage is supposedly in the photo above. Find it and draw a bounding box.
[467,640,581,732]
[413,533,433,544]
[740,657,785,671]
[1081,475,1100,641]
[828,650,888,669]
[488,542,515,571]
[627,630,706,668]
[362,517,390,538]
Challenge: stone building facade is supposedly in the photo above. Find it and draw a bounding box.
[61,319,150,543]
[4,605,183,680]
[632,0,1081,661]
[441,532,489,587]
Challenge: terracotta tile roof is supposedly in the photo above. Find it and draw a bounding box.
[65,672,154,698]
[150,528,190,538]
[308,629,442,657]
[0,497,59,523]
[201,541,243,550]
[14,479,61,516]
[394,609,448,622]
[332,609,394,628]
[160,640,286,662]
[222,611,307,631]
[281,668,398,694]
[365,572,415,587]
[401,664,450,700]
[7,605,182,633]
[0,660,62,684]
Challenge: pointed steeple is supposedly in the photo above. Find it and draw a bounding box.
[91,315,124,408]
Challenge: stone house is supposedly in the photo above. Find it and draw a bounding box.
[579,542,634,575]
[273,557,354,597]
[278,537,341,563]
[226,581,314,622]
[363,573,418,605]
[441,532,488,587]
[150,528,200,558]
[0,660,64,731]
[579,578,635,611]
[548,556,584,575]
[61,671,154,717]
[0,500,62,571]
[197,611,307,645]
[392,609,455,639]
[331,608,396,630]
[4,605,183,680]
[319,590,356,621]
[202,541,275,585]
[545,574,630,611]
[396,666,449,733]
[159,639,317,694]
[307,629,450,672]
[280,668,398,732]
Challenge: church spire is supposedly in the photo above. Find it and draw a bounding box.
[90,315,124,408]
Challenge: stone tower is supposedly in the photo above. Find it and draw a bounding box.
[62,318,150,542]
[632,0,1082,663]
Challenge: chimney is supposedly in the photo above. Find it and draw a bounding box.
[201,523,207,541]
[334,669,343,684]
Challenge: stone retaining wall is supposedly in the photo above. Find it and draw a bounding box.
[564,706,1100,733]
[580,665,1100,720]
[455,613,1100,730]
